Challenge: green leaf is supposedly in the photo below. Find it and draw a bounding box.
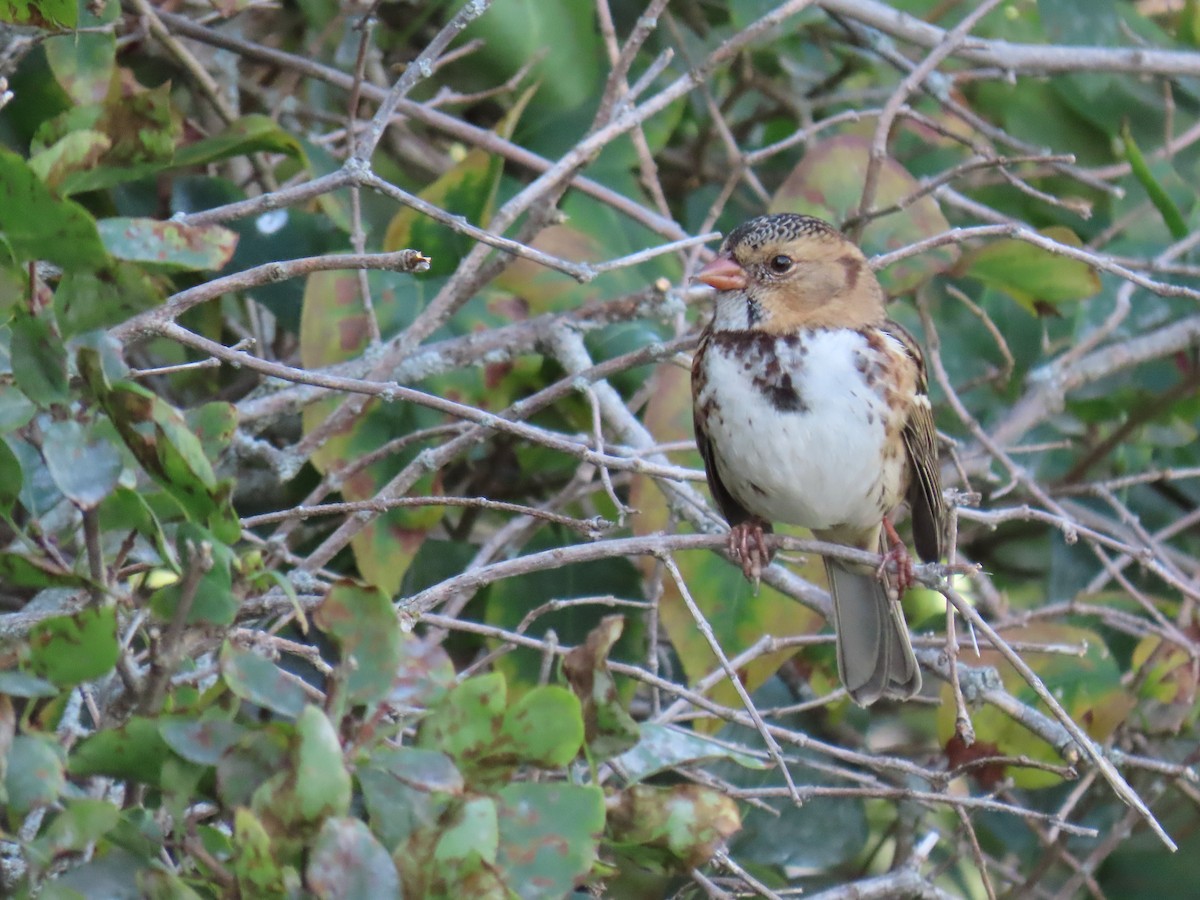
[41,418,122,509]
[0,0,77,27]
[185,401,238,461]
[220,641,310,718]
[5,734,66,813]
[174,114,305,167]
[436,796,498,865]
[606,784,741,873]
[369,746,464,795]
[251,705,352,828]
[0,146,108,270]
[159,716,248,766]
[499,685,583,768]
[10,308,69,408]
[216,727,291,809]
[416,673,506,772]
[494,783,605,900]
[961,226,1101,312]
[33,798,121,860]
[485,530,645,693]
[314,581,404,707]
[70,717,171,784]
[54,264,164,337]
[97,218,238,271]
[391,631,456,709]
[28,129,112,190]
[150,523,237,625]
[84,372,238,539]
[562,615,640,760]
[613,723,769,784]
[232,808,288,896]
[44,29,114,105]
[0,669,58,697]
[0,551,89,588]
[0,437,23,515]
[27,605,119,686]
[1121,120,1188,240]
[307,818,402,900]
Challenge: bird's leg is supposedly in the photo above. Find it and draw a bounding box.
[728,519,773,583]
[877,516,915,595]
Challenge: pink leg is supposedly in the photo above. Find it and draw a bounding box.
[728,520,772,582]
[878,516,915,594]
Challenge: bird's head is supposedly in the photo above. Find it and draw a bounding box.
[696,213,885,332]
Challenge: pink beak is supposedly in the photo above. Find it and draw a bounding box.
[696,255,748,291]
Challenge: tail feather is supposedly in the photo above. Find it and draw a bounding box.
[824,558,921,706]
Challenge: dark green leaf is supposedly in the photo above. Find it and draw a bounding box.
[159,717,248,766]
[0,436,23,514]
[174,114,305,168]
[0,551,88,588]
[220,641,309,718]
[150,523,236,625]
[11,308,69,407]
[41,418,122,509]
[5,734,65,813]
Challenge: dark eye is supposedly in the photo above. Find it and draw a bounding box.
[768,255,792,273]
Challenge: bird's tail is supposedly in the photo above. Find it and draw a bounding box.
[824,558,922,706]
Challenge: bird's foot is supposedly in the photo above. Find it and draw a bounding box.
[877,516,915,595]
[728,520,773,583]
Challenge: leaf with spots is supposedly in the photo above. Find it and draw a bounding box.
[307,818,402,900]
[416,673,506,782]
[314,581,404,707]
[97,218,238,272]
[497,685,584,769]
[494,783,605,900]
[606,784,741,873]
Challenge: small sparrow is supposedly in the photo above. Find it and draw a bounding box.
[691,213,946,705]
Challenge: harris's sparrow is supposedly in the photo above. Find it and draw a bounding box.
[690,213,946,706]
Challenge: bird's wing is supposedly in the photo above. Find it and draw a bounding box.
[885,319,946,563]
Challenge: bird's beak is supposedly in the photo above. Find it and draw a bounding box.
[696,255,748,291]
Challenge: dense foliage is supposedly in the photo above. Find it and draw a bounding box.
[2,0,1200,897]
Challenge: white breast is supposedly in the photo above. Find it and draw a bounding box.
[696,328,907,532]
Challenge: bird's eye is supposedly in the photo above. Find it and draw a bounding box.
[768,255,793,273]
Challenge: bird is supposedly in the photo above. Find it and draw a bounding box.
[690,213,946,706]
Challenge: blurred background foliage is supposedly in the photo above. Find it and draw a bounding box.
[2,0,1200,896]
